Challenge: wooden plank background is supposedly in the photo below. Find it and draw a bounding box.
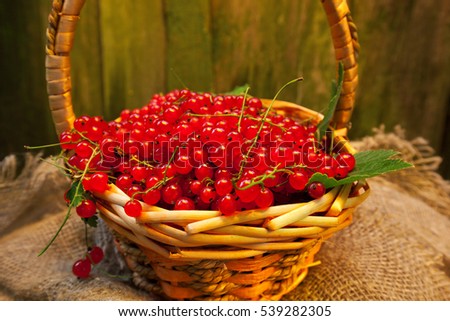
[1,0,449,178]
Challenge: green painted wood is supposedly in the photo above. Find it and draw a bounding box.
[0,0,56,157]
[99,0,166,119]
[349,0,450,148]
[164,0,213,92]
[70,0,104,118]
[211,0,335,111]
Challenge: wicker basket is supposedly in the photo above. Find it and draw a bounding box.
[45,0,369,300]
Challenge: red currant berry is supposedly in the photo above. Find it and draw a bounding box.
[255,188,274,209]
[142,189,161,205]
[195,163,214,182]
[72,258,91,279]
[218,194,237,216]
[319,164,335,178]
[189,180,204,195]
[199,186,217,203]
[89,172,109,193]
[174,197,195,210]
[75,141,94,158]
[116,174,133,191]
[126,184,144,200]
[124,200,142,217]
[235,179,260,203]
[87,246,104,265]
[336,152,356,172]
[307,182,326,199]
[162,183,183,205]
[288,171,308,191]
[334,165,349,179]
[155,164,177,179]
[85,125,103,142]
[131,165,149,182]
[214,169,232,180]
[59,132,78,150]
[76,200,96,218]
[214,178,233,196]
[73,115,90,132]
[173,154,193,175]
[247,97,263,109]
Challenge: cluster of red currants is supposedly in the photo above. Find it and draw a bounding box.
[61,88,355,220]
[72,246,104,279]
[59,88,357,277]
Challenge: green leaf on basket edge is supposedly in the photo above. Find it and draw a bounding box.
[316,61,344,140]
[66,180,84,207]
[308,149,414,189]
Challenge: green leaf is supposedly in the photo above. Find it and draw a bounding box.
[308,149,413,189]
[66,180,84,207]
[224,84,250,95]
[83,215,98,228]
[316,61,344,140]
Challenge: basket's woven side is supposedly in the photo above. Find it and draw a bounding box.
[45,0,85,136]
[115,236,323,301]
[321,0,359,132]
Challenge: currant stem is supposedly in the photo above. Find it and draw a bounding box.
[38,147,100,256]
[188,112,286,130]
[24,142,63,149]
[237,77,303,178]
[237,86,251,132]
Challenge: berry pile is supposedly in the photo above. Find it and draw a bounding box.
[60,89,356,221]
[59,89,357,277]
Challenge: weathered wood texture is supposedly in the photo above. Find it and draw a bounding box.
[1,0,449,177]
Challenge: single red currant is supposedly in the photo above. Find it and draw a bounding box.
[174,197,195,210]
[89,172,109,193]
[218,194,237,216]
[334,165,349,179]
[87,246,104,265]
[199,186,217,203]
[116,174,133,191]
[189,180,204,195]
[288,171,309,191]
[76,200,96,218]
[235,179,260,203]
[255,188,274,209]
[195,163,214,182]
[214,178,233,196]
[124,199,142,217]
[162,183,183,205]
[72,259,91,279]
[142,189,161,205]
[131,165,149,182]
[336,152,356,172]
[75,141,94,159]
[307,181,326,199]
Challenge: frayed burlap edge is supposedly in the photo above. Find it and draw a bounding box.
[352,125,450,217]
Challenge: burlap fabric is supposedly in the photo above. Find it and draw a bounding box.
[1,128,449,300]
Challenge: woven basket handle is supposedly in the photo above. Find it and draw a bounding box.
[46,0,359,136]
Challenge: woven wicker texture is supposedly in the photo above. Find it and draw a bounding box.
[0,131,449,300]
